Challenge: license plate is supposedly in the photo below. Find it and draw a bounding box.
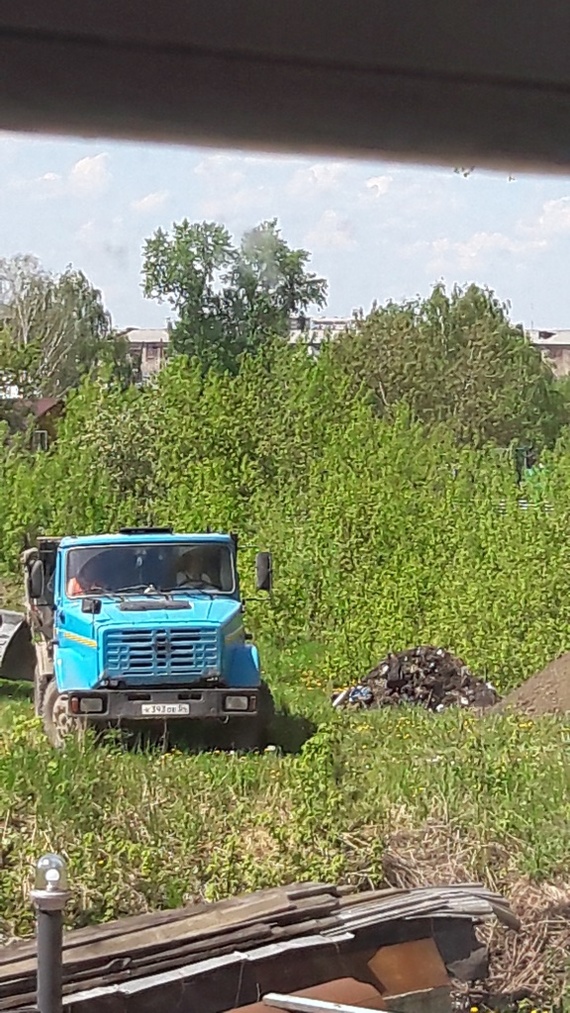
[140,703,190,716]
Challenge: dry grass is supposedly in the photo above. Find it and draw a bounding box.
[0,660,567,1002]
[381,820,569,1002]
[484,880,570,1000]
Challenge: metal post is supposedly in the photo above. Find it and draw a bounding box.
[36,909,63,1013]
[30,854,70,1013]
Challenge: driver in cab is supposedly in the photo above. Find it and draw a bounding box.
[174,547,218,589]
[67,553,113,597]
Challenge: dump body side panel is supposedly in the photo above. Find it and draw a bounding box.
[0,612,36,682]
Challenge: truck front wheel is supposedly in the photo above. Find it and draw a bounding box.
[219,681,275,752]
[42,680,86,748]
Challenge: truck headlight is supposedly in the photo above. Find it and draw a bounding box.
[224,695,249,712]
[70,696,105,714]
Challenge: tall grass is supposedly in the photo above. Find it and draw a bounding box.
[0,678,567,939]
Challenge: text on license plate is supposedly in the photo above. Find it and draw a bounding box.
[141,703,190,716]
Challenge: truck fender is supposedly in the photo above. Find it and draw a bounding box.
[0,611,36,682]
[227,642,262,687]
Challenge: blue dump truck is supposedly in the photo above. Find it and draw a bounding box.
[0,527,274,748]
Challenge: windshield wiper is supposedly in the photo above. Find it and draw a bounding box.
[162,579,219,595]
[113,584,167,596]
[82,586,120,598]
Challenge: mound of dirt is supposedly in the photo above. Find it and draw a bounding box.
[492,651,570,717]
[333,646,500,712]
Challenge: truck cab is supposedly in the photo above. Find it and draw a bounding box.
[2,527,273,748]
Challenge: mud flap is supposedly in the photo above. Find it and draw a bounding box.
[0,611,36,682]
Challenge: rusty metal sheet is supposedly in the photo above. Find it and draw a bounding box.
[367,938,450,996]
[224,977,386,1012]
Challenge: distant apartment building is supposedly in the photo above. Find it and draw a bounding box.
[288,315,354,355]
[125,328,169,381]
[527,329,570,376]
[124,318,569,377]
[104,318,570,385]
[124,319,354,375]
[290,321,570,376]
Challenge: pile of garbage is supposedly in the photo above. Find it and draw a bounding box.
[332,645,500,712]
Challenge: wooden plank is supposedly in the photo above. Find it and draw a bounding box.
[0,883,335,967]
[0,897,298,980]
[0,912,344,1003]
[0,891,342,984]
[0,913,345,1003]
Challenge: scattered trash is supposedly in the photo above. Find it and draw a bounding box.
[332,646,500,712]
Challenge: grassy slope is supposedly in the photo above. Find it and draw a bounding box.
[0,642,567,944]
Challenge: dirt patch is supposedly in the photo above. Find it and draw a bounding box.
[492,651,570,717]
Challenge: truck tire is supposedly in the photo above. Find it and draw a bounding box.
[42,679,86,748]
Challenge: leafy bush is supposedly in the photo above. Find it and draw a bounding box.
[0,344,570,690]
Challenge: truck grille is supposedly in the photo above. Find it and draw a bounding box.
[103,628,218,680]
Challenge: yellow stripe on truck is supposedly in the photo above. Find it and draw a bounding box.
[58,630,97,648]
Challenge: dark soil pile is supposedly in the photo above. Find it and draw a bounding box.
[334,645,500,712]
[492,651,570,717]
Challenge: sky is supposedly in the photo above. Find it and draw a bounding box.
[1,129,570,331]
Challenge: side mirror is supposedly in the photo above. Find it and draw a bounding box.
[255,552,273,592]
[28,559,45,600]
[81,598,102,615]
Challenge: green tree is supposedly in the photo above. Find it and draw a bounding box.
[142,218,327,373]
[332,283,567,448]
[0,255,132,398]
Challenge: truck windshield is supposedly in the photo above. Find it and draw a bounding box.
[66,542,235,597]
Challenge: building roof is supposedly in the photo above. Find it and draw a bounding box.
[30,397,63,417]
[125,328,169,345]
[527,329,570,347]
[0,396,63,417]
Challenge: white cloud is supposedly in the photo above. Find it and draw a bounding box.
[194,153,245,186]
[365,175,393,197]
[411,229,547,271]
[9,170,64,198]
[243,153,304,167]
[305,210,356,251]
[131,190,169,213]
[287,161,349,198]
[199,185,270,220]
[75,219,97,246]
[69,153,111,196]
[418,195,570,272]
[525,196,570,239]
[194,154,256,220]
[8,152,111,200]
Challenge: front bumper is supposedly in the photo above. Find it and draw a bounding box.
[66,688,260,722]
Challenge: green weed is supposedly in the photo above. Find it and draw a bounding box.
[0,682,567,940]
